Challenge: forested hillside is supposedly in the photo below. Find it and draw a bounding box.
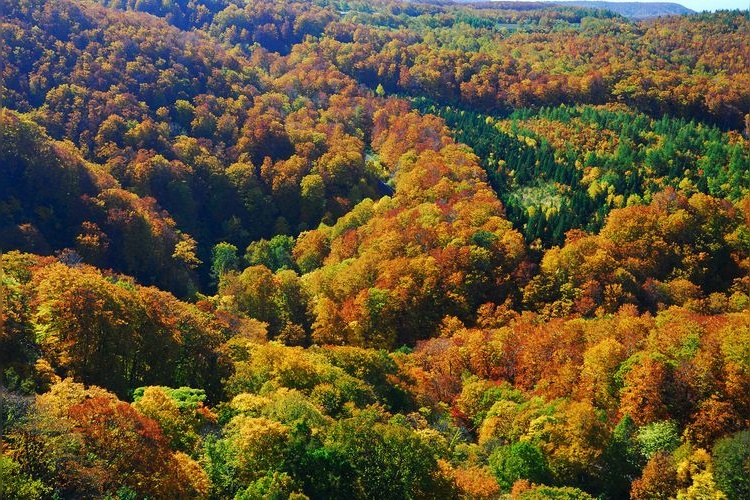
[553,2,693,19]
[1,0,749,498]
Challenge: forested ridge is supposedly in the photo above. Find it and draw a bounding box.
[1,0,749,498]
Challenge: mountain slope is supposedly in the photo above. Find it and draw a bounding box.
[558,1,694,18]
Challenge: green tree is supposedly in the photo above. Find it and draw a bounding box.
[326,408,451,498]
[245,235,296,272]
[489,441,551,492]
[0,456,50,499]
[600,415,642,499]
[637,420,681,460]
[712,430,750,500]
[300,174,326,228]
[211,242,239,281]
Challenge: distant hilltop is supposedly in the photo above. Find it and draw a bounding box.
[554,1,694,18]
[447,1,695,19]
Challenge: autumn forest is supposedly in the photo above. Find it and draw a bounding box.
[1,0,749,498]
